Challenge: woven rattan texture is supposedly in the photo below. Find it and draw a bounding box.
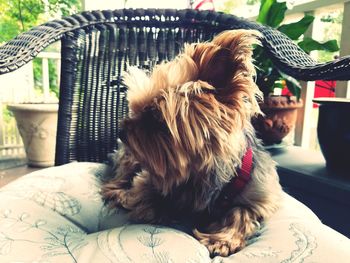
[1,9,350,164]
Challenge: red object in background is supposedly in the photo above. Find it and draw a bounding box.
[192,0,215,10]
[281,80,336,108]
[281,87,293,96]
[313,80,336,108]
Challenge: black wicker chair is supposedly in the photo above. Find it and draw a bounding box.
[1,9,350,166]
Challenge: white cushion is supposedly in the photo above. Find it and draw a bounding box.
[0,162,348,262]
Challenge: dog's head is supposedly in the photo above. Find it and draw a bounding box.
[120,30,262,194]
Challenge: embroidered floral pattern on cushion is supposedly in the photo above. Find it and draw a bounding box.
[280,223,317,263]
[32,191,82,216]
[243,247,281,259]
[0,209,87,262]
[96,225,210,263]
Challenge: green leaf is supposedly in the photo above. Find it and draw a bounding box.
[279,71,301,100]
[298,37,340,53]
[278,15,314,40]
[267,1,287,27]
[257,0,287,27]
[257,0,274,25]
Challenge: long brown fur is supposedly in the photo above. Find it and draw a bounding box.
[101,29,282,256]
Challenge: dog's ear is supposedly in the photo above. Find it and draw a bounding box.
[190,44,233,91]
[211,29,261,55]
[187,30,261,104]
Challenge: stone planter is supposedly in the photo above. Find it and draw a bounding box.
[313,98,350,176]
[253,96,303,145]
[7,103,58,167]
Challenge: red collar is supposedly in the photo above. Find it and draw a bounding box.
[231,146,253,194]
[218,147,253,206]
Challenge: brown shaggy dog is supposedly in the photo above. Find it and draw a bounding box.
[101,29,282,256]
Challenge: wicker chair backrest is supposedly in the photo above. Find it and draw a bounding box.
[56,9,262,164]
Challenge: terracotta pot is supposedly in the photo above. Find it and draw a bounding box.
[7,103,58,167]
[253,96,303,145]
[313,98,350,175]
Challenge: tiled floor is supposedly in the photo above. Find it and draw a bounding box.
[0,165,42,188]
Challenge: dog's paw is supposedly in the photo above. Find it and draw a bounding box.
[207,241,231,257]
[207,239,244,257]
[194,229,245,257]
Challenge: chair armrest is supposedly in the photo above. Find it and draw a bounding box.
[0,10,111,74]
[259,26,350,81]
[0,20,69,74]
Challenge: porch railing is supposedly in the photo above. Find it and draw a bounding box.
[0,107,23,158]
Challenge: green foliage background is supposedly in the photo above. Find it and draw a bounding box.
[218,0,342,99]
[0,0,81,42]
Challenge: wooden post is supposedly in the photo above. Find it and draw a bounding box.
[294,11,316,148]
[335,1,350,98]
[81,0,86,11]
[42,57,50,102]
[0,101,4,157]
[56,58,61,91]
[294,81,316,147]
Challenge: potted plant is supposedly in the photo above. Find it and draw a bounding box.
[252,0,339,145]
[7,102,58,167]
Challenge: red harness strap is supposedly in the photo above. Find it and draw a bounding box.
[230,146,253,194]
[218,147,253,206]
